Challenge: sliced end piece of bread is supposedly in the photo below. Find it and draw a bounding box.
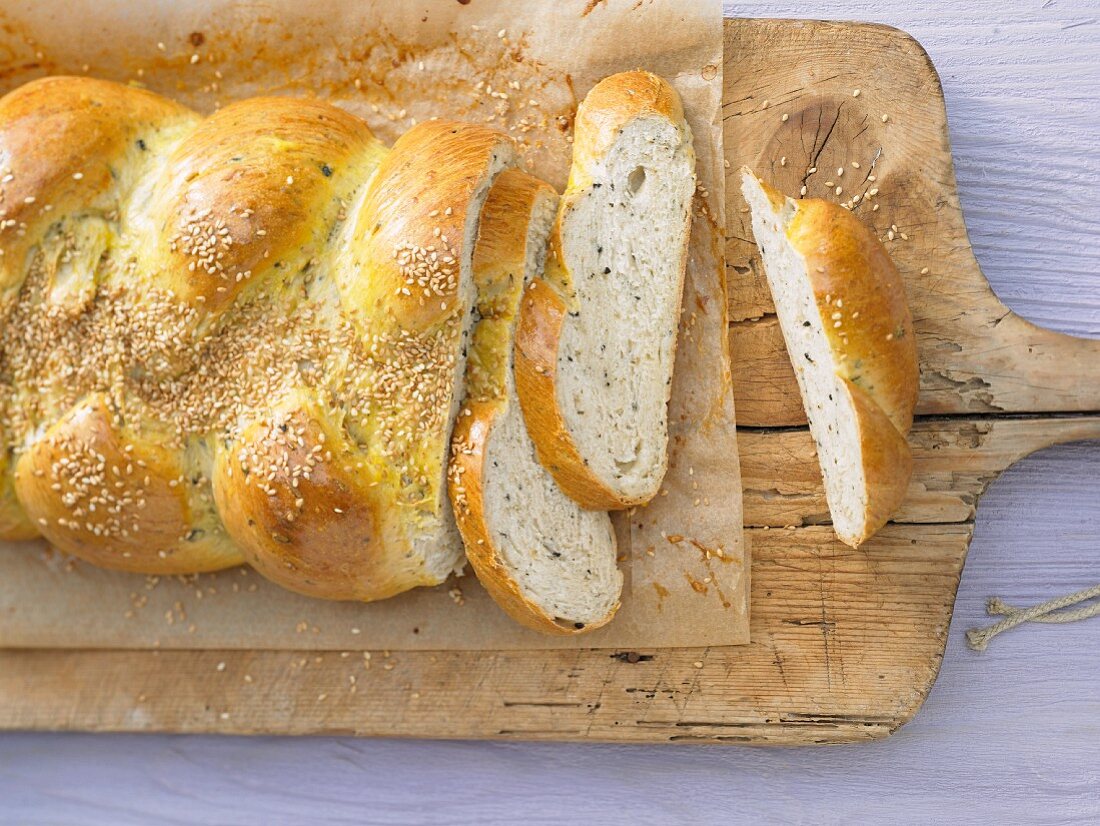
[212,122,517,601]
[741,169,919,547]
[514,71,696,510]
[450,169,622,634]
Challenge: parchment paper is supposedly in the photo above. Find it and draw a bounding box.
[0,0,746,651]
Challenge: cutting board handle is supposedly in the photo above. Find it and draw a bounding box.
[915,233,1100,417]
[984,308,1100,412]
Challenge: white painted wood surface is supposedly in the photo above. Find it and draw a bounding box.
[1,1,1098,822]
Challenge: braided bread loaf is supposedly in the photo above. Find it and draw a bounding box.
[0,76,516,601]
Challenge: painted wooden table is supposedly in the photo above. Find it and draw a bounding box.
[1,0,1098,822]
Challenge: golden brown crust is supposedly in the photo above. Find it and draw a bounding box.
[0,76,197,296]
[787,198,920,435]
[567,70,686,193]
[141,96,386,321]
[14,393,243,573]
[786,192,918,547]
[471,170,554,318]
[464,169,557,402]
[340,120,514,332]
[513,278,631,510]
[212,392,425,602]
[839,378,913,547]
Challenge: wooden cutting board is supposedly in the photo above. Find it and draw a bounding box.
[2,18,1097,746]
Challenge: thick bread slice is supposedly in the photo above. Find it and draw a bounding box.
[741,169,919,547]
[514,71,696,510]
[449,169,621,634]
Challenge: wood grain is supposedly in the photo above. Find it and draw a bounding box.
[741,415,1100,527]
[2,17,1098,746]
[724,21,1100,426]
[0,522,972,743]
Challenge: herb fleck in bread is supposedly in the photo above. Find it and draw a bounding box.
[515,71,696,510]
[741,169,919,547]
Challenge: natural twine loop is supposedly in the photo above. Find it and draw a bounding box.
[966,583,1100,651]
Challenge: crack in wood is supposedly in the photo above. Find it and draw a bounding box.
[501,701,584,708]
[738,410,1100,433]
[610,651,655,663]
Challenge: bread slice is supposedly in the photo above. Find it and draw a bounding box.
[450,169,621,634]
[514,71,696,510]
[741,169,919,547]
